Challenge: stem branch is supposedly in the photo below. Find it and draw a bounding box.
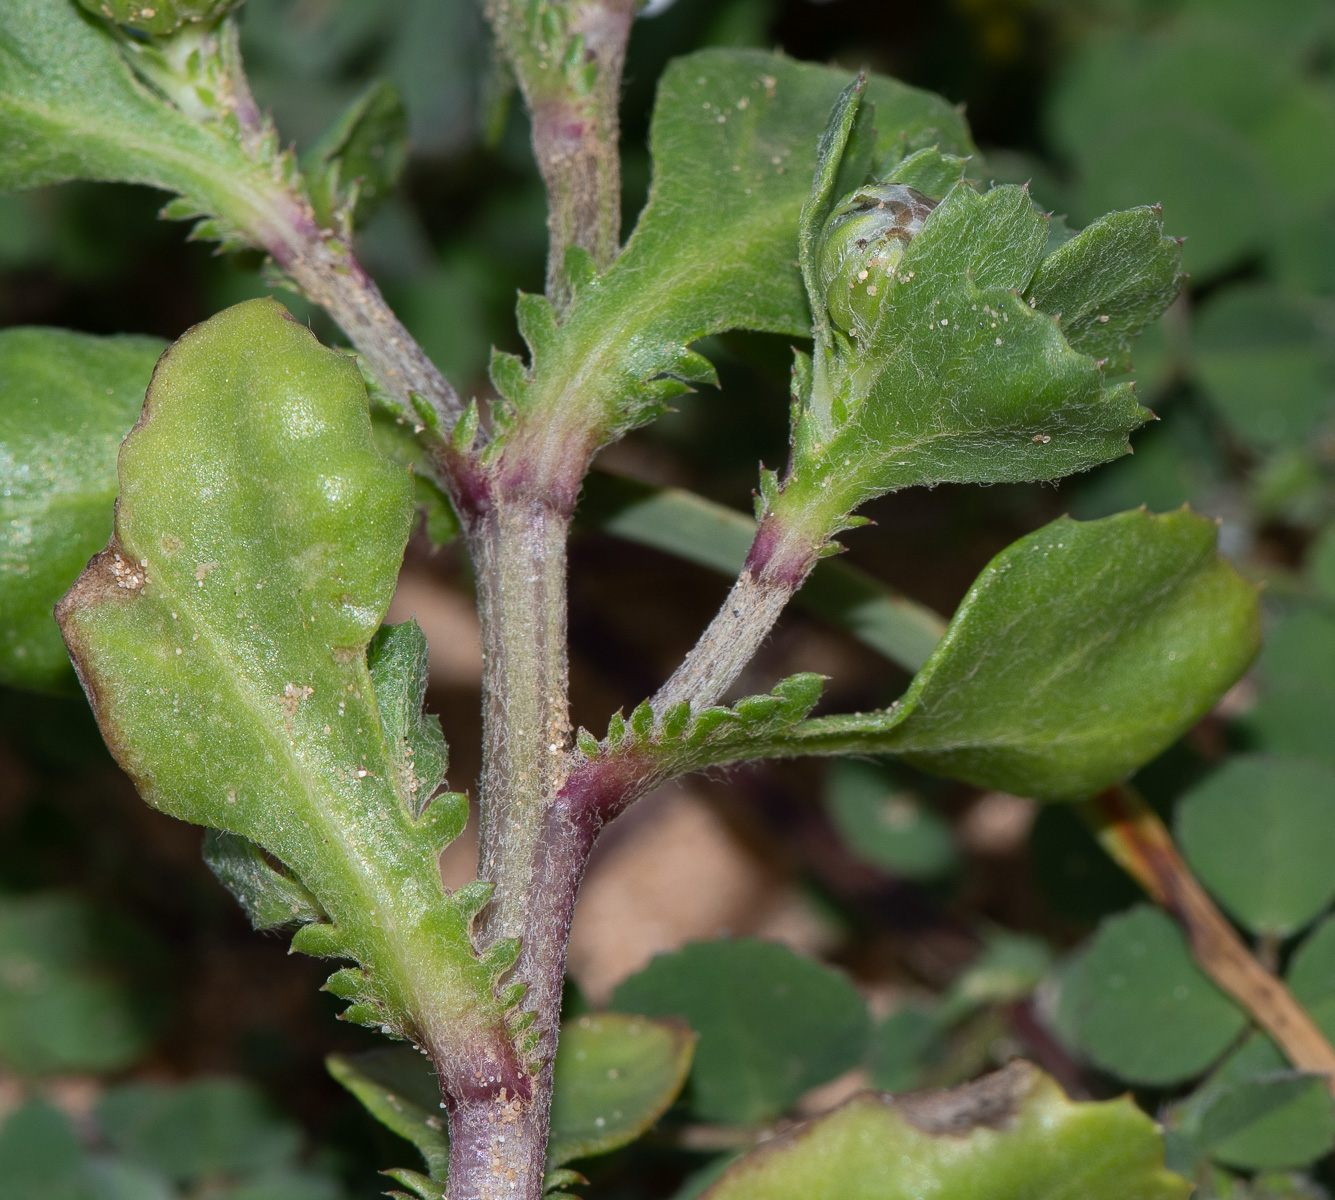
[1081,784,1335,1093]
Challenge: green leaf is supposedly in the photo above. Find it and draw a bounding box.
[0,0,288,248]
[1029,804,1142,922]
[1284,914,1335,1042]
[776,182,1152,539]
[1175,756,1335,937]
[868,1005,941,1092]
[0,327,164,693]
[331,1013,696,1175]
[939,932,1053,1024]
[0,1101,93,1200]
[54,299,511,1062]
[548,1012,696,1166]
[202,830,328,931]
[1194,286,1335,451]
[611,939,870,1125]
[1024,206,1184,374]
[327,1048,449,1180]
[493,47,972,451]
[1169,1034,1335,1172]
[826,760,958,881]
[1242,608,1335,768]
[367,621,452,820]
[0,892,155,1076]
[696,1060,1190,1200]
[767,507,1259,801]
[579,472,945,673]
[302,79,409,231]
[96,1078,301,1184]
[1057,905,1248,1086]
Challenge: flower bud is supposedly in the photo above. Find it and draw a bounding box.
[817,182,936,337]
[77,0,241,36]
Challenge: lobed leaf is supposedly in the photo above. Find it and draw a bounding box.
[55,299,515,1069]
[779,182,1151,535]
[696,1060,1189,1200]
[1025,206,1184,374]
[0,327,165,693]
[327,1048,450,1181]
[302,78,409,232]
[202,829,327,931]
[492,47,973,455]
[0,0,290,247]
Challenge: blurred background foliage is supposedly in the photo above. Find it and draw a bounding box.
[5,0,1335,1197]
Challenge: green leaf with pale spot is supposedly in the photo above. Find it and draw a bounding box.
[0,327,164,694]
[548,1012,696,1166]
[696,1061,1190,1200]
[776,182,1153,539]
[492,48,973,456]
[55,299,515,1068]
[1025,206,1184,374]
[0,0,292,249]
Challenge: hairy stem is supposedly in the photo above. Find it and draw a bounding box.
[1082,784,1335,1093]
[652,514,823,713]
[270,225,464,431]
[486,0,636,307]
[472,501,573,948]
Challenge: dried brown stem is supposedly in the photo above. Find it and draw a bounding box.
[1082,784,1335,1093]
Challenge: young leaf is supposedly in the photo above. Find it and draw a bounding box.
[1175,756,1335,937]
[548,1013,696,1166]
[1056,905,1248,1086]
[611,939,870,1125]
[696,1061,1190,1200]
[201,830,328,931]
[0,327,164,693]
[55,299,515,1076]
[327,1048,450,1180]
[302,79,409,232]
[491,48,973,458]
[1025,206,1184,374]
[368,621,451,820]
[778,183,1151,536]
[0,0,286,248]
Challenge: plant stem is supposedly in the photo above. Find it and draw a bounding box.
[652,513,822,713]
[486,0,636,307]
[471,501,573,950]
[1081,784,1335,1094]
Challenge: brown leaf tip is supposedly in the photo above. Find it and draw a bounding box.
[891,1059,1035,1137]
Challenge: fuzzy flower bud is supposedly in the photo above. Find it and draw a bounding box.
[817,182,937,337]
